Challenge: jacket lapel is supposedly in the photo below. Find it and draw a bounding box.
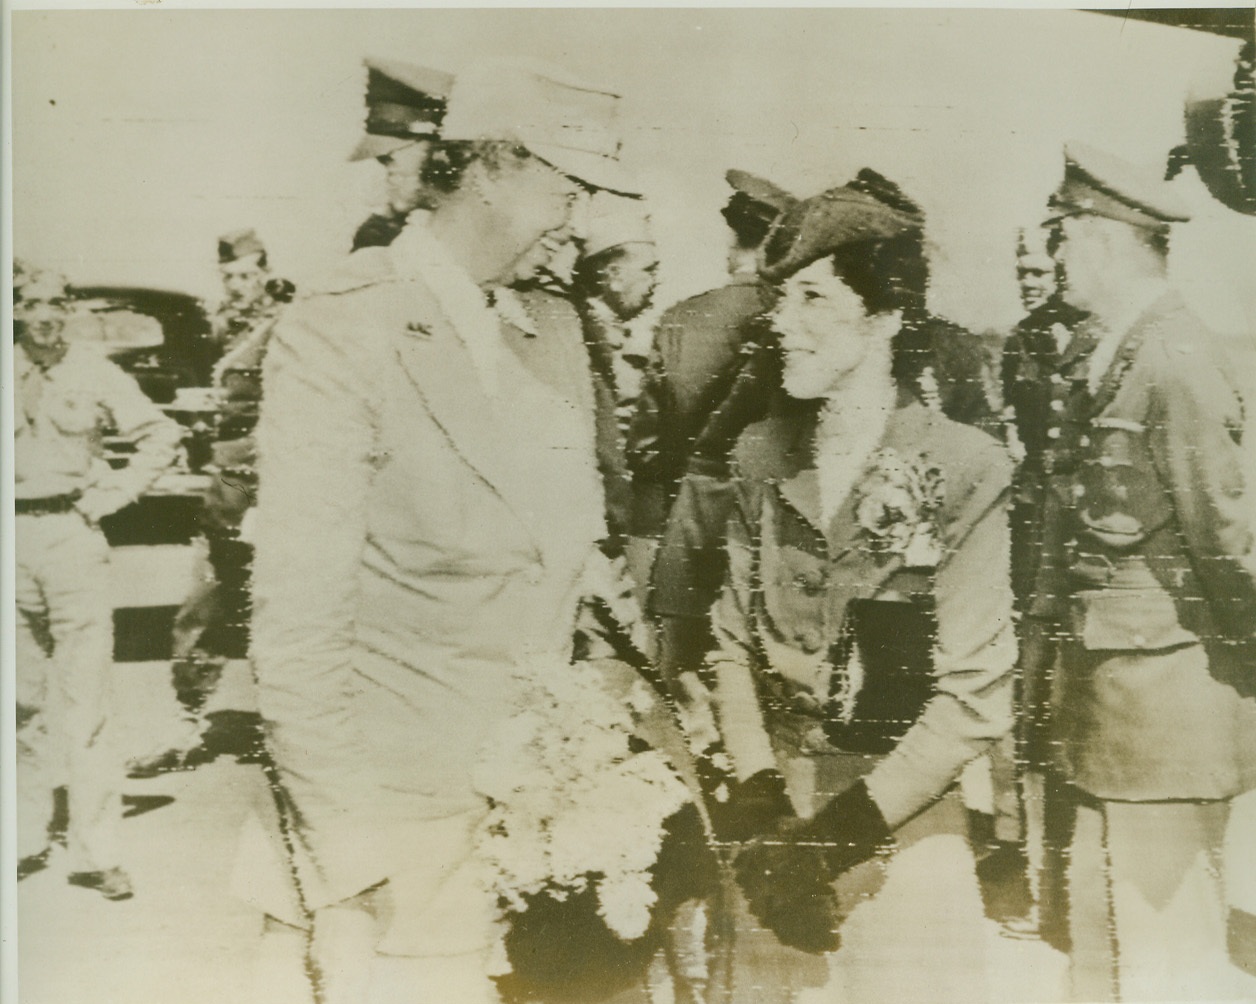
[392,277,542,544]
[1084,294,1177,419]
[819,402,938,626]
[764,399,937,637]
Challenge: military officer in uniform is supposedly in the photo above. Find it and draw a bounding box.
[15,261,182,899]
[991,227,1091,940]
[1030,143,1256,1001]
[247,58,639,1004]
[129,230,293,777]
[348,58,453,252]
[1002,228,1091,609]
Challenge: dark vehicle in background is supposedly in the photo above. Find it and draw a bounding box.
[70,285,217,399]
[68,286,223,659]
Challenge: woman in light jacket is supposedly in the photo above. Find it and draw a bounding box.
[702,174,1017,1002]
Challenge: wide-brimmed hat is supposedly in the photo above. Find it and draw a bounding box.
[759,169,923,283]
[1046,142,1190,231]
[350,57,454,163]
[440,58,639,196]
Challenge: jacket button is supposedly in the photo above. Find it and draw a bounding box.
[1047,427,1061,439]
[797,629,824,653]
[794,572,826,596]
[1132,633,1147,648]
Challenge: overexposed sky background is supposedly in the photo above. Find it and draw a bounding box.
[9,7,1254,337]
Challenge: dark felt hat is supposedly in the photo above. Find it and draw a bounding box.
[759,169,924,283]
[721,170,797,245]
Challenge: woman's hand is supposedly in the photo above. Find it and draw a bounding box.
[710,767,796,843]
[733,779,891,953]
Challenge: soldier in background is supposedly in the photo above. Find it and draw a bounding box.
[208,230,287,356]
[15,261,182,899]
[129,230,293,778]
[1031,143,1256,1001]
[986,227,1091,942]
[628,170,795,547]
[569,192,659,554]
[629,170,796,679]
[1002,227,1090,608]
[348,58,453,252]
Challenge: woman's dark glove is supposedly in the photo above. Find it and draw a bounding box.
[734,780,891,954]
[711,767,796,843]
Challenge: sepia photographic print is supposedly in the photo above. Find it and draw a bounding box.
[4,4,1256,1003]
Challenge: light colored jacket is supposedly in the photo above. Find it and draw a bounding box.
[252,240,608,905]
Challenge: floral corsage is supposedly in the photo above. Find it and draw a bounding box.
[852,448,946,568]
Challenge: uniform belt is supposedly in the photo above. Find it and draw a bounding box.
[15,492,82,516]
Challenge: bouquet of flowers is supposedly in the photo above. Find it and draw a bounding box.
[473,657,698,990]
[852,448,946,568]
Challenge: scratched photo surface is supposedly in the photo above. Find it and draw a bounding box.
[8,7,1256,1004]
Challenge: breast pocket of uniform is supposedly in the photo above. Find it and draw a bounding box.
[46,388,100,434]
[1071,588,1199,652]
[762,543,830,655]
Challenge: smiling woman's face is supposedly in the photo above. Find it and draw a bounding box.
[772,257,892,399]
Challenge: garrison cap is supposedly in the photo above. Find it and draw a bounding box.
[13,259,68,303]
[440,58,639,196]
[350,58,454,163]
[581,191,654,259]
[1047,142,1191,231]
[218,229,267,264]
[722,170,797,245]
[760,168,923,283]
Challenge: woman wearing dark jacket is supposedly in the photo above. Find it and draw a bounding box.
[650,173,997,697]
[700,174,1016,1002]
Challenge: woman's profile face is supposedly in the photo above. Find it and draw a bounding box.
[772,257,882,399]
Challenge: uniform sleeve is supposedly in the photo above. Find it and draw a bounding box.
[865,457,1016,829]
[250,297,378,764]
[79,355,182,519]
[1148,344,1256,649]
[706,480,779,782]
[622,336,673,485]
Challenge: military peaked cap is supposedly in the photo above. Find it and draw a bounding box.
[1048,142,1191,231]
[350,57,454,162]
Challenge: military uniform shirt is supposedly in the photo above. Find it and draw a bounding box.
[15,343,182,514]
